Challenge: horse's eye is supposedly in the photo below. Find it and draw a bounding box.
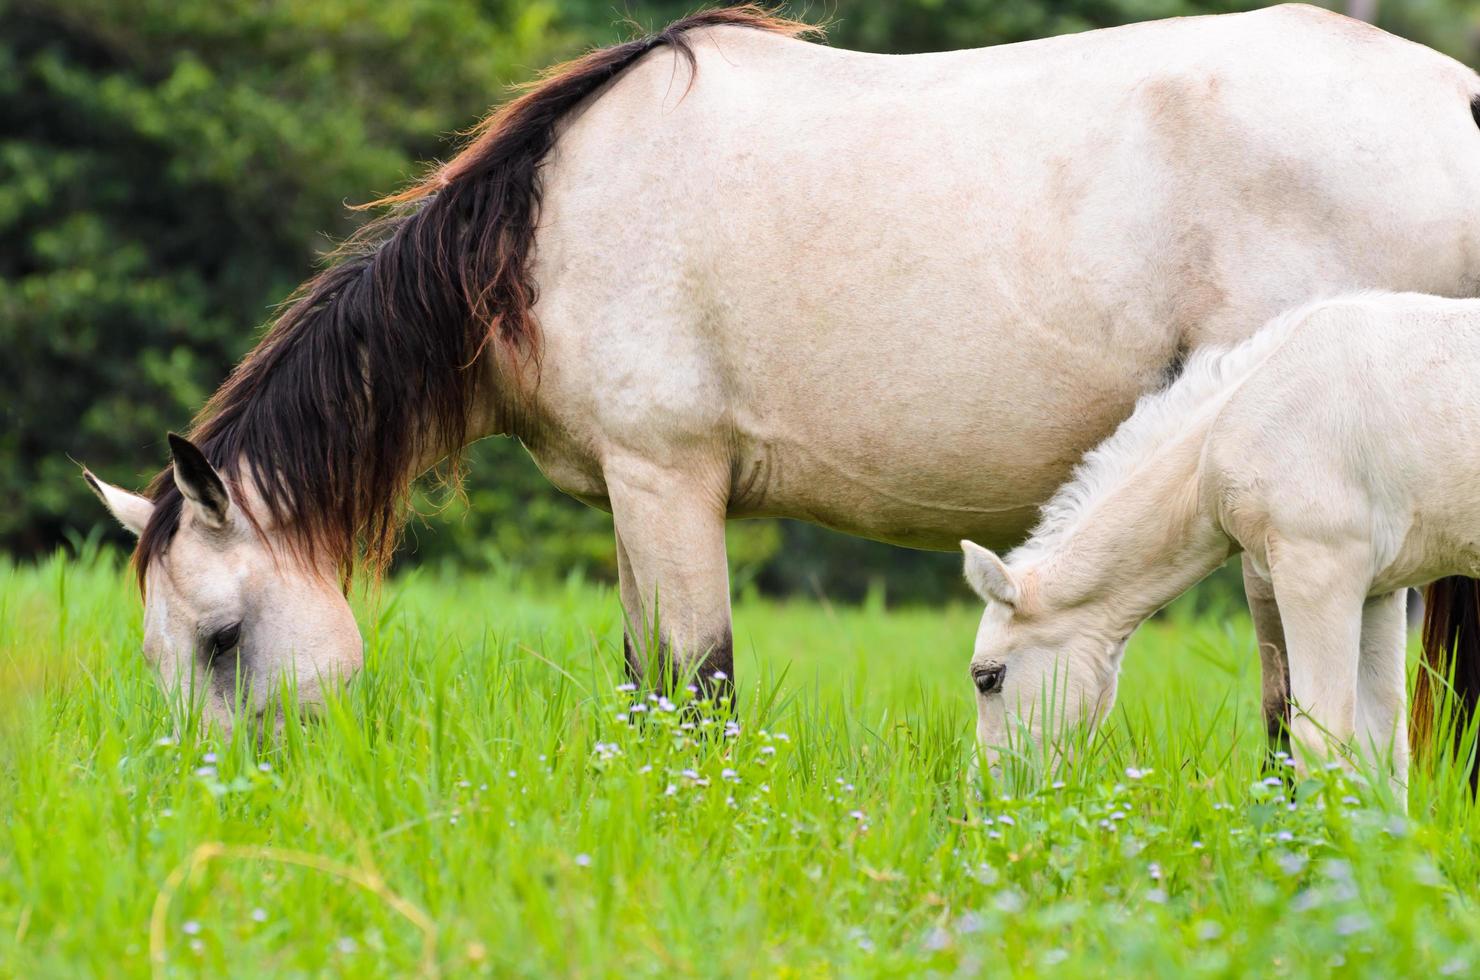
[211,623,241,658]
[972,662,1007,695]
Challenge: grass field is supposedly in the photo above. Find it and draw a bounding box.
[4,549,1480,977]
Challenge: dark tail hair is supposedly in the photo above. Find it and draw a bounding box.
[1414,576,1480,787]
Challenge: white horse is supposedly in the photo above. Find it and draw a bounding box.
[963,292,1480,795]
[84,6,1480,731]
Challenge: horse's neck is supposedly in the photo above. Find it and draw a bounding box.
[1031,423,1233,635]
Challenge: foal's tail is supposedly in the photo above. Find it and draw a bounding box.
[1414,577,1480,788]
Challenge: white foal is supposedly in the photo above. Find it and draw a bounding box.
[963,292,1480,795]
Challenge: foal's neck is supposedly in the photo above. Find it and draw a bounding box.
[1024,422,1234,637]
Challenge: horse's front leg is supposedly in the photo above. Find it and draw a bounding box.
[1357,590,1409,802]
[1267,540,1367,772]
[1243,554,1292,764]
[607,457,733,692]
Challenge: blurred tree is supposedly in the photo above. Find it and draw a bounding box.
[0,0,562,551]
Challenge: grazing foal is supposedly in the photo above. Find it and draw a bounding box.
[963,293,1480,792]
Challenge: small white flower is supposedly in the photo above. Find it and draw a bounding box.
[712,670,728,681]
[923,926,951,951]
[760,745,776,755]
[194,766,216,778]
[257,762,272,773]
[1262,776,1283,787]
[574,854,592,867]
[251,908,267,923]
[202,752,218,764]
[629,703,648,713]
[664,784,678,797]
[1052,781,1066,790]
[849,810,866,821]
[337,937,358,954]
[997,814,1015,826]
[155,736,176,748]
[616,682,637,693]
[182,921,202,936]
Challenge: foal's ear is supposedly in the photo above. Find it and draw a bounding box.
[82,469,154,537]
[961,540,1019,607]
[168,433,230,528]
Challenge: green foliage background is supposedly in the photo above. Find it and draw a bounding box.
[6,0,1479,600]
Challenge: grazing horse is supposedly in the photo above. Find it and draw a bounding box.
[86,5,1480,731]
[961,293,1480,799]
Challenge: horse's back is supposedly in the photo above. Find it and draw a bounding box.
[528,9,1480,552]
[1209,294,1480,586]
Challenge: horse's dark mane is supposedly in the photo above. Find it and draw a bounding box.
[135,6,815,588]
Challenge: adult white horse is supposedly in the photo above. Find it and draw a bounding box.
[85,5,1480,730]
[961,293,1480,798]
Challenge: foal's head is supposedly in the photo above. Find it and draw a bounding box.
[961,540,1126,773]
[85,435,362,732]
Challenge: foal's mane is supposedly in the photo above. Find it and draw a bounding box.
[135,6,814,587]
[1009,301,1321,567]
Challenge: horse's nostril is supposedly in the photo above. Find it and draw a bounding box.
[972,662,1006,695]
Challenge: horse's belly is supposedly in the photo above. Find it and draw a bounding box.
[727,358,1154,551]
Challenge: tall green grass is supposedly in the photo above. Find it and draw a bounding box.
[3,549,1480,976]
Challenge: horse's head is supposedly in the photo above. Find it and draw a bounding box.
[85,434,362,732]
[961,540,1126,776]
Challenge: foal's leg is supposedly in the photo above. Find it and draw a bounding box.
[1357,590,1410,798]
[1243,555,1292,763]
[1268,542,1367,771]
[607,458,733,690]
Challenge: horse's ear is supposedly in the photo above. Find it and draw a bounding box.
[961,540,1018,607]
[82,469,153,537]
[168,433,230,528]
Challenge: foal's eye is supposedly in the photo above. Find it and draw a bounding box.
[211,623,242,659]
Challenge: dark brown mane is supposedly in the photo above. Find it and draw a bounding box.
[134,6,816,589]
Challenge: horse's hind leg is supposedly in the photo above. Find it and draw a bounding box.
[1243,555,1292,765]
[1357,590,1409,801]
[607,457,733,694]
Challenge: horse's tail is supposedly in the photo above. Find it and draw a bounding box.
[1414,577,1480,787]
